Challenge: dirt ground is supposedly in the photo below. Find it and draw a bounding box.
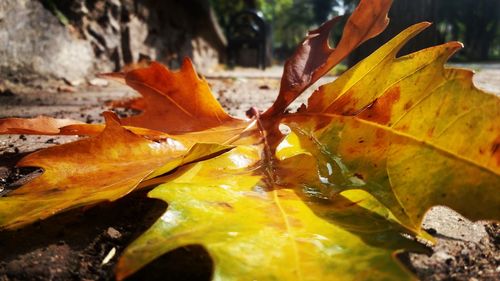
[0,66,499,280]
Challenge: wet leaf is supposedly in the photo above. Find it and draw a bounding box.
[116,146,427,280]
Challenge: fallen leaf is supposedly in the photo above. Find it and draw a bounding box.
[0,112,229,229]
[116,146,427,280]
[0,116,83,134]
[286,23,500,230]
[102,58,244,133]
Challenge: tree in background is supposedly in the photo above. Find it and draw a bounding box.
[438,0,499,61]
[212,0,339,61]
[347,0,499,64]
[346,0,443,65]
[212,0,499,63]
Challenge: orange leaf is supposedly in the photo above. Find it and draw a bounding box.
[0,116,172,141]
[102,58,243,133]
[0,112,228,229]
[106,97,146,111]
[0,116,83,134]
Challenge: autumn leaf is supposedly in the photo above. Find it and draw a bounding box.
[115,146,428,280]
[286,22,500,230]
[102,58,244,133]
[0,118,175,141]
[0,112,230,229]
[0,0,499,280]
[264,0,391,116]
[0,115,83,134]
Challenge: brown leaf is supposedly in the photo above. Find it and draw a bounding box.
[265,0,392,116]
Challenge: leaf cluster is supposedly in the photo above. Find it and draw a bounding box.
[0,0,499,280]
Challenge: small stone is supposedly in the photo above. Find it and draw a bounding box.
[434,251,454,262]
[106,227,122,239]
[57,85,76,93]
[426,228,437,235]
[88,78,109,87]
[64,78,85,87]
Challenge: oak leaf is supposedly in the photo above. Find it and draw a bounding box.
[116,146,428,280]
[101,58,243,133]
[0,112,230,229]
[0,116,83,134]
[0,0,498,280]
[289,22,500,230]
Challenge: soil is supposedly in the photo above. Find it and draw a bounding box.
[0,67,499,280]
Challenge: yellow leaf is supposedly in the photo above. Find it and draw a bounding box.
[285,23,500,230]
[116,146,427,280]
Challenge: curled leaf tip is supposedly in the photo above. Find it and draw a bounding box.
[265,0,393,117]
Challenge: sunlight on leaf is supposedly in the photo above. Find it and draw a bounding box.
[0,0,498,279]
[116,146,427,281]
[286,23,500,230]
[0,112,229,229]
[102,58,244,133]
